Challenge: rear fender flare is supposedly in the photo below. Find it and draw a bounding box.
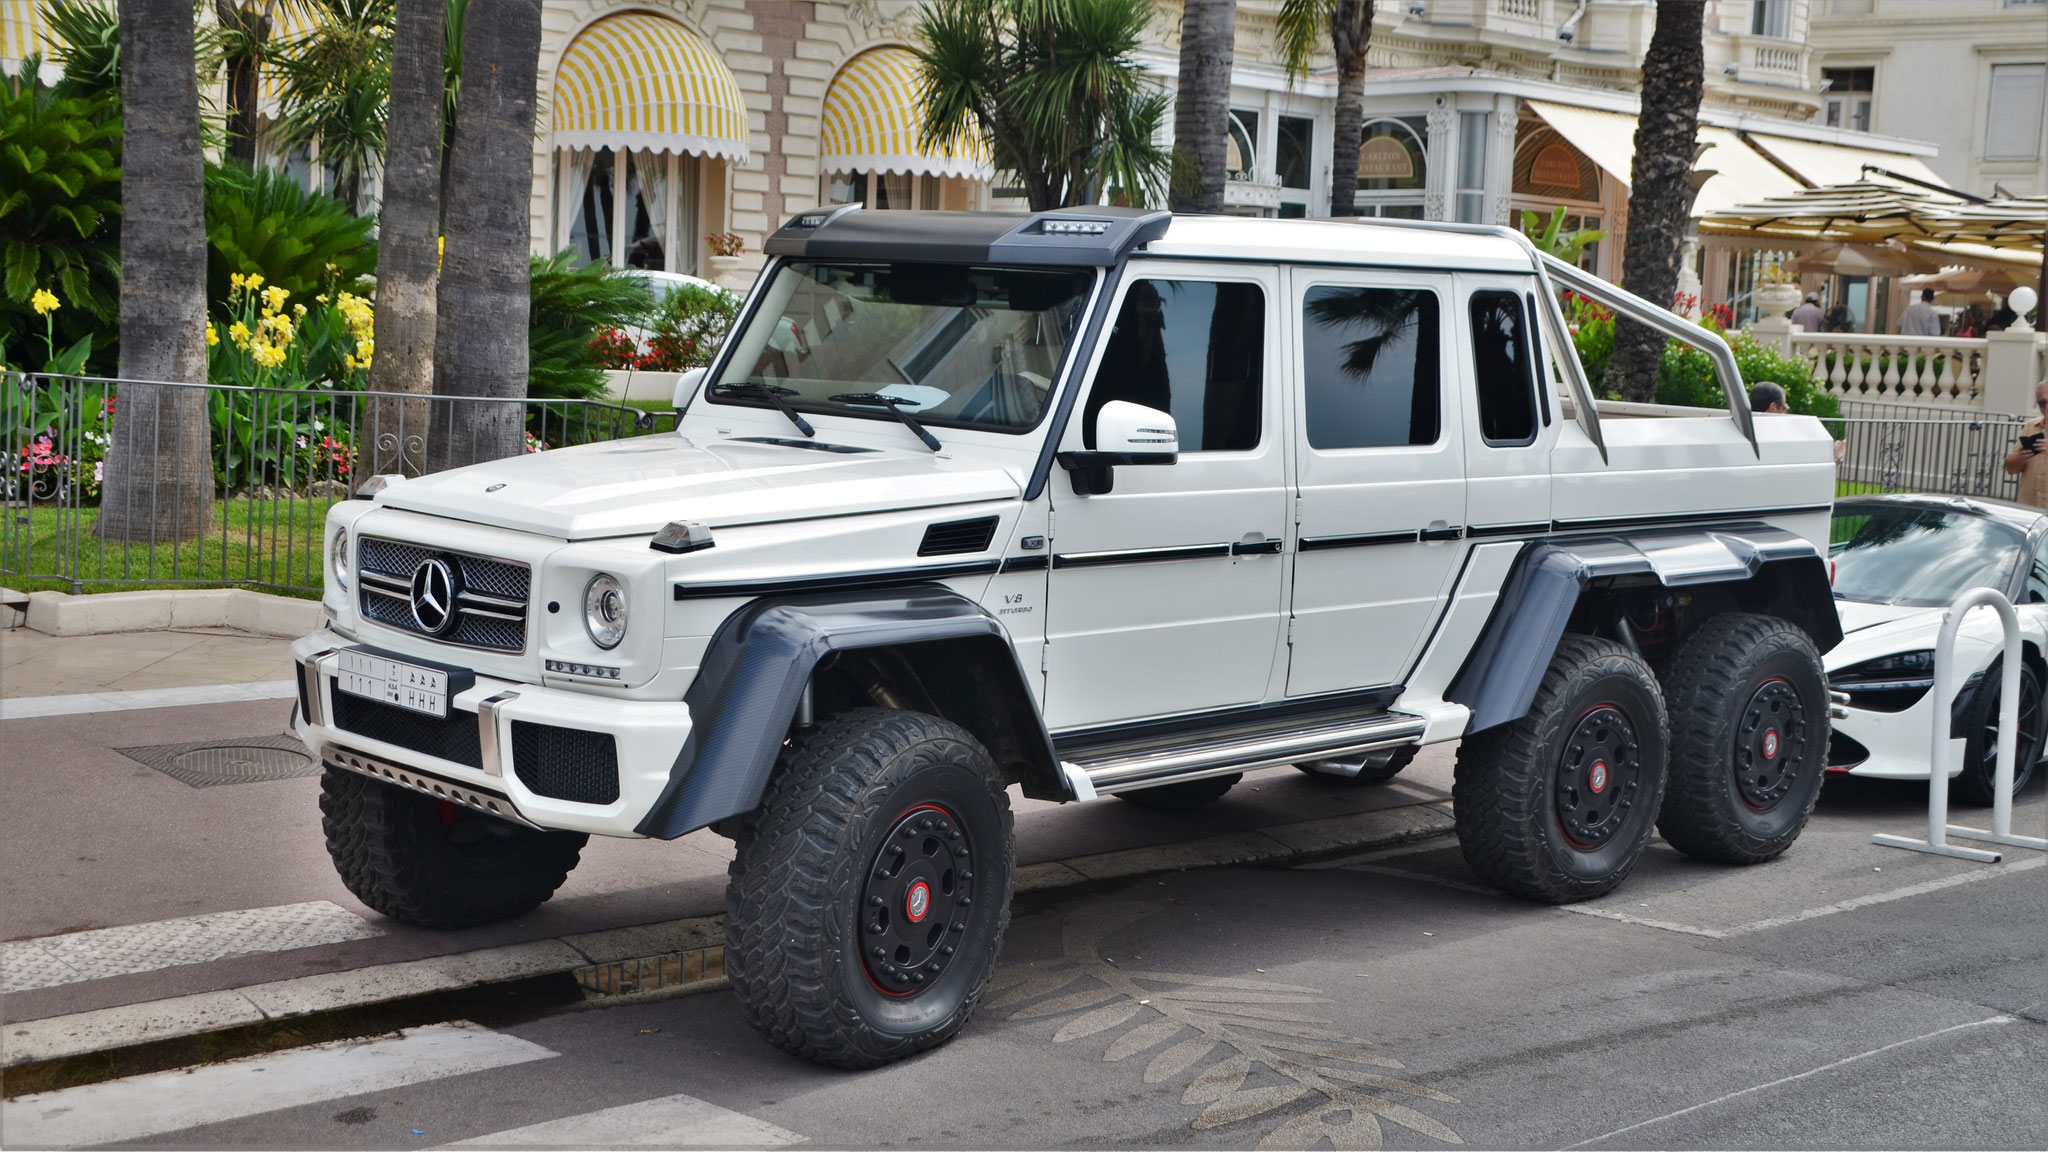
[634,585,1057,839]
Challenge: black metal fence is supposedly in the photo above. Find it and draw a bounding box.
[1825,410,2028,503]
[3,372,672,596]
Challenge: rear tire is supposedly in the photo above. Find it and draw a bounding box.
[319,768,586,929]
[1954,659,2044,807]
[1296,746,1416,785]
[1657,614,1828,864]
[725,708,1012,1069]
[1454,635,1668,904]
[1115,772,1242,810]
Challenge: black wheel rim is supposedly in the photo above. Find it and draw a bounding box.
[860,804,975,998]
[1556,705,1643,849]
[1975,671,2042,786]
[1736,677,1810,812]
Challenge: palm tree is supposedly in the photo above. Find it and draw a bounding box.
[272,0,394,214]
[99,0,212,543]
[365,0,445,474]
[213,0,296,168]
[1276,0,1374,217]
[428,0,541,472]
[1171,0,1236,214]
[916,0,1170,211]
[1602,0,1704,403]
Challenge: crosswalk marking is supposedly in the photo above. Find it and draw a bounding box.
[0,900,383,994]
[446,1092,806,1148]
[1,1021,554,1149]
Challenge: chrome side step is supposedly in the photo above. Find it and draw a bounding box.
[1069,712,1428,795]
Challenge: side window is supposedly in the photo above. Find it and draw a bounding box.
[1469,290,1538,445]
[1301,285,1441,450]
[2029,538,2048,604]
[1087,279,1264,452]
[1525,292,1551,426]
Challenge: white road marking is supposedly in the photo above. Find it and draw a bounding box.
[446,1093,806,1148]
[1557,905,1728,938]
[1720,853,2048,935]
[0,678,297,719]
[1561,1015,2019,1149]
[1,900,382,994]
[1,1021,555,1149]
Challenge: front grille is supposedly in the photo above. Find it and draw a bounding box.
[331,690,484,769]
[357,537,530,653]
[510,721,620,804]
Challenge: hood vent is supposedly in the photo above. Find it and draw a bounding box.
[919,516,999,557]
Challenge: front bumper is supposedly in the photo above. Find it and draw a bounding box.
[1828,686,1965,781]
[290,629,692,837]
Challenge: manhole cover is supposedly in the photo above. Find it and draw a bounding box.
[118,734,318,788]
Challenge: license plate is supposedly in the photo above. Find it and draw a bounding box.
[336,650,451,717]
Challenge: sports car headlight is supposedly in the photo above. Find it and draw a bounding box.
[1829,649,1936,712]
[330,527,352,594]
[584,573,628,650]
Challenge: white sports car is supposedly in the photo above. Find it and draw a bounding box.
[1826,494,2048,803]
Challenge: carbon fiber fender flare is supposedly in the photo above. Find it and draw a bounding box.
[635,584,1057,839]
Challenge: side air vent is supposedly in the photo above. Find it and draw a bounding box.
[918,516,1000,557]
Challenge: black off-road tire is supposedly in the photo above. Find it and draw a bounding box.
[725,708,1013,1069]
[1954,659,2044,807]
[318,768,586,929]
[1295,746,1417,785]
[1658,614,1829,864]
[1454,635,1669,904]
[1115,772,1242,810]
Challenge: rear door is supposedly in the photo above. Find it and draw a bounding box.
[1285,266,1467,697]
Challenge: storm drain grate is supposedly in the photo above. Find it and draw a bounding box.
[117,735,317,787]
[574,944,726,998]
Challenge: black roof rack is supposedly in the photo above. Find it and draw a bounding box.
[763,205,1172,267]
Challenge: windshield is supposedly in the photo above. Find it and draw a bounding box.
[706,261,1095,434]
[1829,503,2023,607]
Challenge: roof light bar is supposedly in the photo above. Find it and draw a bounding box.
[1040,219,1112,235]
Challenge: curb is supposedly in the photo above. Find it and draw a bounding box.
[10,586,321,638]
[0,800,1454,1072]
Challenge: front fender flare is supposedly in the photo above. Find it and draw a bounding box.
[635,585,1056,839]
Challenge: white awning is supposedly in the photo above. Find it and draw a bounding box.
[1743,134,1949,192]
[1526,101,1636,188]
[1692,126,1805,217]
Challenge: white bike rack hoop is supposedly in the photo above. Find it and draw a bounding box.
[1872,586,2048,862]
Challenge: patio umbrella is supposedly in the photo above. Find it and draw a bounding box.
[1900,266,2028,294]
[1916,197,2048,250]
[1785,242,1948,277]
[1700,180,1964,244]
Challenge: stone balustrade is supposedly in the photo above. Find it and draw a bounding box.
[1789,331,1989,408]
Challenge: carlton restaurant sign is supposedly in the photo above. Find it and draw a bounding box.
[1357,135,1415,181]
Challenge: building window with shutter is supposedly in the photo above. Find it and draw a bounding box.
[1985,63,2046,162]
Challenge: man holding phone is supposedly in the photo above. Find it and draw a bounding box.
[2003,379,2048,508]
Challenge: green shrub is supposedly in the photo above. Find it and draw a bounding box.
[641,282,739,372]
[0,66,121,376]
[204,160,377,323]
[527,251,654,400]
[1568,297,1838,422]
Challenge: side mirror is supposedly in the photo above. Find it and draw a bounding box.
[1057,400,1178,495]
[671,366,708,411]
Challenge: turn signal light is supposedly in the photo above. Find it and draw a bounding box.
[546,660,621,680]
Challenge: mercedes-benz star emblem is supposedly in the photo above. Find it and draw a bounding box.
[410,558,459,634]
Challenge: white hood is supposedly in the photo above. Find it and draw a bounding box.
[1834,599,1933,636]
[376,435,1021,540]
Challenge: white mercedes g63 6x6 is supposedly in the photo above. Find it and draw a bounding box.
[294,207,1841,1068]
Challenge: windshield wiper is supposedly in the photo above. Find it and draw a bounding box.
[717,382,814,438]
[829,393,942,451]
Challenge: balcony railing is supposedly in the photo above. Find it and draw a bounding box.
[1790,332,1990,409]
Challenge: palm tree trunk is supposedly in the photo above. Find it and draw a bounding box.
[428,0,540,473]
[1326,0,1373,217]
[1603,0,1705,404]
[100,0,212,543]
[367,0,446,477]
[216,2,269,169]
[1170,0,1236,215]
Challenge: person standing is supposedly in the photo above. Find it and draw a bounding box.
[2003,380,2048,509]
[1900,288,1942,336]
[1790,292,1823,331]
[1749,382,1787,413]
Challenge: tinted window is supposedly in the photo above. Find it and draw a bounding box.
[2030,537,2048,604]
[1088,279,1263,452]
[1301,286,1440,449]
[1470,290,1538,445]
[1830,503,2025,607]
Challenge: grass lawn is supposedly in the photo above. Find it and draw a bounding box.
[1,499,330,597]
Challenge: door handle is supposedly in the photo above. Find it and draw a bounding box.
[1419,524,1465,542]
[1231,537,1284,556]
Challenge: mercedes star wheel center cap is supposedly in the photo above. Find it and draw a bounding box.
[410,558,458,634]
[1763,730,1780,759]
[905,880,931,923]
[1589,760,1608,794]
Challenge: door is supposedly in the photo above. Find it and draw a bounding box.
[1286,267,1466,697]
[1043,263,1289,730]
[1458,281,1553,536]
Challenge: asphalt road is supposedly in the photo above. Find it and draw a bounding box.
[9,770,2045,1151]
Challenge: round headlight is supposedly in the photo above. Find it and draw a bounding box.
[584,573,628,649]
[330,527,352,593]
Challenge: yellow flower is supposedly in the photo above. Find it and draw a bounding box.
[227,321,252,348]
[31,289,60,315]
[229,272,246,290]
[341,352,358,372]
[250,341,286,369]
[245,272,264,290]
[293,303,307,318]
[206,322,219,347]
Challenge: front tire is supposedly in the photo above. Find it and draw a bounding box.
[1954,659,2044,806]
[1453,635,1669,904]
[319,769,586,929]
[725,708,1013,1069]
[1657,614,1828,864]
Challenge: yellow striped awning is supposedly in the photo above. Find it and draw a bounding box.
[2,0,54,67]
[551,11,748,162]
[820,46,990,180]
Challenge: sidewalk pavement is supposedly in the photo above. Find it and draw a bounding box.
[0,628,1460,1069]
